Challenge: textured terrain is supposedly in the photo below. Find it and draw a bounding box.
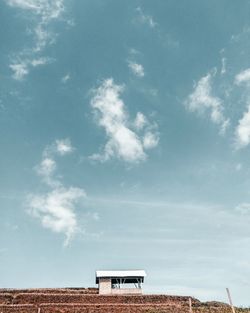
[0,288,248,313]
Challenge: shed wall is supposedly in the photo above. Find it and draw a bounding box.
[99,278,111,295]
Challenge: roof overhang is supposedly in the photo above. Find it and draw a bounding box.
[95,270,146,284]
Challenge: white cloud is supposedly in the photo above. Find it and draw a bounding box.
[143,131,159,149]
[6,0,64,22]
[30,57,49,67]
[136,7,157,28]
[28,187,86,246]
[10,57,51,80]
[235,68,250,85]
[128,61,145,77]
[221,57,226,75]
[38,157,56,176]
[61,73,70,83]
[90,78,159,163]
[6,0,66,79]
[36,157,58,187]
[55,138,74,155]
[129,48,140,55]
[6,0,41,11]
[36,139,74,186]
[28,138,87,245]
[9,62,28,80]
[185,72,230,134]
[43,138,74,158]
[234,104,250,149]
[33,23,54,52]
[134,112,147,130]
[233,68,250,149]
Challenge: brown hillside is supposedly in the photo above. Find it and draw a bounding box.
[0,288,249,313]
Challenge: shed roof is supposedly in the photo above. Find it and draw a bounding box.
[95,270,146,284]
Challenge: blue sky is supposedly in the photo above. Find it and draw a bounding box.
[1,0,250,306]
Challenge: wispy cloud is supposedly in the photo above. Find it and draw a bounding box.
[235,68,250,85]
[9,62,29,81]
[134,112,147,130]
[185,71,230,134]
[233,68,250,149]
[36,157,58,187]
[90,78,159,163]
[10,57,51,80]
[234,104,250,149]
[55,138,74,155]
[5,0,68,80]
[43,137,74,158]
[221,57,226,75]
[61,73,71,83]
[27,138,86,246]
[28,186,85,246]
[128,61,145,78]
[143,131,159,149]
[186,65,250,149]
[135,7,157,29]
[133,7,179,49]
[35,138,74,186]
[6,0,64,20]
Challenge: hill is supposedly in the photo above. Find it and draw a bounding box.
[0,288,249,313]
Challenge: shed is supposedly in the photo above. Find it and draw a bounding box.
[96,270,146,295]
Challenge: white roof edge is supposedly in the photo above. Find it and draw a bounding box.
[96,270,146,278]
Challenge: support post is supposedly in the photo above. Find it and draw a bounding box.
[226,288,236,313]
[189,297,193,313]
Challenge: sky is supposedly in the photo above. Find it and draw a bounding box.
[1,0,250,307]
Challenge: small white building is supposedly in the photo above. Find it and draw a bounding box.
[96,270,146,295]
